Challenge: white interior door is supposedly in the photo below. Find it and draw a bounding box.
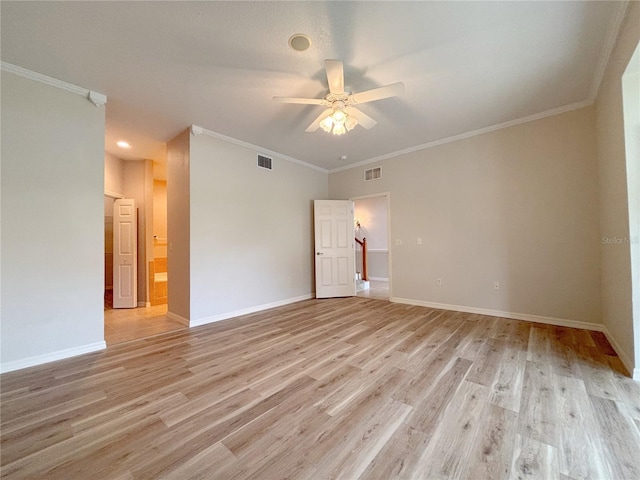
[113,199,137,308]
[314,200,356,298]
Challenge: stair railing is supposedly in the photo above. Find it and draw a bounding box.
[355,237,368,281]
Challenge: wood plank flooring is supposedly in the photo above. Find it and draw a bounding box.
[1,297,639,479]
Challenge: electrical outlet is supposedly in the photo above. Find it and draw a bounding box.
[494,281,500,290]
[436,278,442,286]
[416,237,422,245]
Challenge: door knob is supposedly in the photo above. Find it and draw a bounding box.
[316,252,323,255]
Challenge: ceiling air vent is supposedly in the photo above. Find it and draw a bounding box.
[257,154,273,170]
[364,166,382,182]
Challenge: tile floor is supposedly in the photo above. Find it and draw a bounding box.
[356,279,389,300]
[103,281,387,345]
[104,291,186,345]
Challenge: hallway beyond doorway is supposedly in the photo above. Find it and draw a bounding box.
[356,279,389,300]
[104,292,185,344]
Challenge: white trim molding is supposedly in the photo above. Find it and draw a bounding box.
[104,190,124,199]
[189,294,313,328]
[601,325,636,380]
[191,125,328,174]
[391,297,603,331]
[1,61,107,107]
[330,3,630,176]
[0,341,107,374]
[392,296,637,379]
[330,100,593,174]
[588,1,631,100]
[88,90,107,107]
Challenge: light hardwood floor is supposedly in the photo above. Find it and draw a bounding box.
[1,297,639,479]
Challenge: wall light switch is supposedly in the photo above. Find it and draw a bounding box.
[436,278,442,286]
[417,237,422,245]
[395,239,402,246]
[494,281,500,290]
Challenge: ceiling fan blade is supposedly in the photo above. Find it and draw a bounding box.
[305,108,333,132]
[344,106,377,129]
[350,82,405,104]
[325,59,344,95]
[273,96,327,105]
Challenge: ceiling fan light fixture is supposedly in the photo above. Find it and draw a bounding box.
[332,123,346,136]
[332,109,346,122]
[320,116,333,132]
[275,59,401,135]
[318,108,358,135]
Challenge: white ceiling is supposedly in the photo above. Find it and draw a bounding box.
[0,1,627,171]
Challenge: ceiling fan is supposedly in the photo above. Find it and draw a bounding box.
[274,59,404,135]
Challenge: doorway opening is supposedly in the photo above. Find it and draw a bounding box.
[103,193,121,309]
[149,178,168,307]
[352,193,391,300]
[103,154,184,345]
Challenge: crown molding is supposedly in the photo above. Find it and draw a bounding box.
[588,0,631,101]
[330,2,631,176]
[329,99,593,174]
[191,125,329,174]
[1,61,107,107]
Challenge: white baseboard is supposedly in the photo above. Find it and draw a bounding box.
[392,296,639,380]
[189,294,313,328]
[368,277,389,282]
[0,341,107,374]
[600,325,636,379]
[391,297,604,331]
[166,311,190,327]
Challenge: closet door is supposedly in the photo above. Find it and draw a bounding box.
[113,199,137,308]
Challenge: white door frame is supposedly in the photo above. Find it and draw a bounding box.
[350,192,392,299]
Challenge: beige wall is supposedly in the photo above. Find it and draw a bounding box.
[1,71,105,370]
[330,106,602,324]
[167,129,191,321]
[595,2,640,376]
[104,152,124,195]
[188,133,327,324]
